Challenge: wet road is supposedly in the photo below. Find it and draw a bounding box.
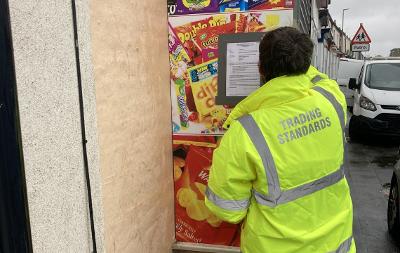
[346,135,400,252]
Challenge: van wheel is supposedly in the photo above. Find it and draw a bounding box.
[388,174,400,240]
[349,117,361,141]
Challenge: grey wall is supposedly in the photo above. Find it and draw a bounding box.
[8,0,104,252]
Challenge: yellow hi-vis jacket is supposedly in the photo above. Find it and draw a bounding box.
[205,66,355,253]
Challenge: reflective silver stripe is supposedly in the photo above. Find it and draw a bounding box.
[311,75,345,130]
[311,75,323,84]
[331,236,353,253]
[238,115,281,202]
[254,166,345,207]
[205,187,250,211]
[312,86,346,131]
[312,75,347,162]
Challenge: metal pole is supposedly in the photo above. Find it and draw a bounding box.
[342,8,349,55]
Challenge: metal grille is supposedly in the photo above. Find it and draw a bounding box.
[381,105,400,111]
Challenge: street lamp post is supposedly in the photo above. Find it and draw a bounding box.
[342,8,350,55]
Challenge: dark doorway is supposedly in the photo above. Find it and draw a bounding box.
[0,0,32,252]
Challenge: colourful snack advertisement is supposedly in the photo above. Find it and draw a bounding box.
[246,12,265,32]
[175,79,190,129]
[169,10,293,135]
[170,11,293,44]
[201,48,219,62]
[169,6,296,249]
[247,0,266,9]
[176,0,220,15]
[234,13,248,32]
[173,136,240,246]
[219,0,247,12]
[172,15,230,45]
[192,21,235,61]
[169,23,193,130]
[245,10,292,32]
[169,23,191,67]
[249,0,294,10]
[188,60,229,134]
[172,15,229,65]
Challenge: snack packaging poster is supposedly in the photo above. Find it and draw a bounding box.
[168,4,295,249]
[171,0,294,16]
[169,10,294,50]
[173,136,241,246]
[169,10,293,135]
[249,0,295,10]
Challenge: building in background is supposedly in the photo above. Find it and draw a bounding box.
[313,1,363,80]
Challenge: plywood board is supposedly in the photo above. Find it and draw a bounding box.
[90,0,175,252]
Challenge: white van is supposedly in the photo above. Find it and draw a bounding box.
[348,58,400,138]
[337,58,363,108]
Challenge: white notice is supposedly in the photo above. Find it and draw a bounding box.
[226,42,260,96]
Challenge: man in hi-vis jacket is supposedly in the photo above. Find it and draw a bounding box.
[205,27,355,253]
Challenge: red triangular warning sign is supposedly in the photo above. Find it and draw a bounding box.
[351,23,372,44]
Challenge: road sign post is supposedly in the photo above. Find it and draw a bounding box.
[351,23,371,53]
[351,44,370,52]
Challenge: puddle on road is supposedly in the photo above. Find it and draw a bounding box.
[371,155,399,167]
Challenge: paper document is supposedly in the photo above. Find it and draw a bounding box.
[226,42,261,96]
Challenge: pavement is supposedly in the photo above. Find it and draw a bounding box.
[345,134,400,253]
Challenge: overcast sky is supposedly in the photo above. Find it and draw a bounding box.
[329,0,400,56]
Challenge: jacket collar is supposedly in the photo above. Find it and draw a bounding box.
[223,66,328,128]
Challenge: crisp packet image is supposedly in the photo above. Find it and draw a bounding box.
[173,138,241,246]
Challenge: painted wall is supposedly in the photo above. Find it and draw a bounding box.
[8,0,104,252]
[89,0,175,252]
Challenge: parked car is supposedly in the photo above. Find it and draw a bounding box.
[388,147,400,239]
[348,58,400,139]
[336,58,363,110]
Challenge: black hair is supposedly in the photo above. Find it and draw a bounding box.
[259,27,314,83]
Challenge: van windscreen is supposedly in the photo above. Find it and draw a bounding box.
[365,63,400,91]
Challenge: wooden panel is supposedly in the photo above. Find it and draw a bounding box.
[90,0,175,252]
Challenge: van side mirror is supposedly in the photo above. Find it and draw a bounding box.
[348,78,359,90]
